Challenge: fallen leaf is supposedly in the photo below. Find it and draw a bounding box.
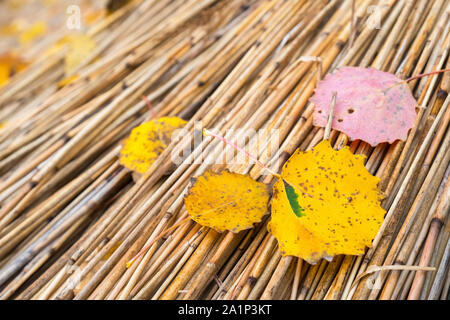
[120,116,187,174]
[311,66,417,146]
[7,0,31,9]
[63,34,96,74]
[1,19,26,36]
[268,140,385,264]
[0,65,8,87]
[185,170,270,233]
[19,21,47,45]
[0,53,28,87]
[42,33,96,74]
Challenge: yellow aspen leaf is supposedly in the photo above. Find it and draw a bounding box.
[19,21,47,45]
[185,170,270,233]
[42,34,95,73]
[1,19,26,36]
[7,0,31,9]
[120,117,187,174]
[268,140,385,264]
[0,64,9,87]
[0,53,28,87]
[63,34,96,74]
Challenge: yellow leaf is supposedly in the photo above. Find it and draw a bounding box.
[19,21,47,45]
[7,0,31,9]
[43,34,96,73]
[1,19,26,36]
[185,170,270,233]
[0,64,9,87]
[268,140,385,264]
[63,34,96,74]
[0,53,28,87]
[120,117,187,174]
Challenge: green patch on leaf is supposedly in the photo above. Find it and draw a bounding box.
[283,179,305,218]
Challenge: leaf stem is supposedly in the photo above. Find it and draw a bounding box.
[203,128,281,178]
[203,128,315,198]
[404,68,450,83]
[142,95,156,118]
[383,68,450,93]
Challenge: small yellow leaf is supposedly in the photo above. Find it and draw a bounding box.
[63,34,96,74]
[0,64,9,87]
[19,21,47,45]
[268,140,385,264]
[1,19,26,36]
[43,34,96,74]
[7,0,31,9]
[185,170,270,233]
[120,117,187,174]
[0,53,28,87]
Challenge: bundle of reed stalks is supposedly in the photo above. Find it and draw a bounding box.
[0,0,448,301]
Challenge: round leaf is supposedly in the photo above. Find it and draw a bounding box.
[268,140,385,264]
[120,116,186,174]
[311,67,417,146]
[185,170,270,233]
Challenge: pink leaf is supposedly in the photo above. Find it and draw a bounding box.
[310,67,417,146]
